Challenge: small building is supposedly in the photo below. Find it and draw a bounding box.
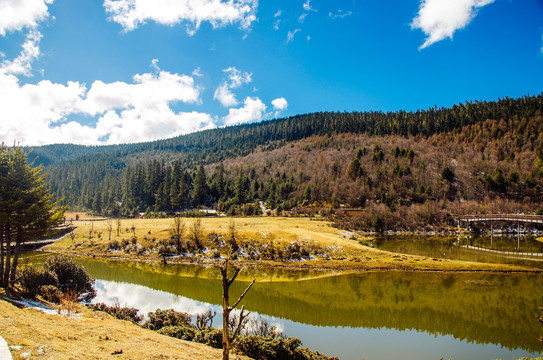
[337,208,364,216]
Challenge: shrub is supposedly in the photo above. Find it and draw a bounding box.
[234,335,338,360]
[157,325,196,341]
[144,309,192,330]
[16,266,58,299]
[40,285,62,303]
[44,255,96,302]
[108,240,121,250]
[89,302,143,323]
[193,328,223,348]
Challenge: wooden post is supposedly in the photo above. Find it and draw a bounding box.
[517,221,520,252]
[491,223,493,248]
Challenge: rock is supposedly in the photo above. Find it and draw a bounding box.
[9,345,22,351]
[20,352,31,358]
[38,348,46,355]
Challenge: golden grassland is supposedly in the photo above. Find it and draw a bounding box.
[46,215,540,273]
[0,290,251,360]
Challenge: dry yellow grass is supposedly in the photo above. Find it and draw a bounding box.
[0,294,250,360]
[45,216,540,273]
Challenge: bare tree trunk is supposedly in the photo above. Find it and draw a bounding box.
[0,227,4,286]
[116,218,121,236]
[220,260,255,360]
[2,229,11,287]
[9,229,22,286]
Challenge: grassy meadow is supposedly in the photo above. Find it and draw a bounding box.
[45,214,539,273]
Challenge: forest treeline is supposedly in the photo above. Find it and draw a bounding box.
[38,94,543,229]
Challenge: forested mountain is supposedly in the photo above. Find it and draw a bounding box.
[36,94,543,229]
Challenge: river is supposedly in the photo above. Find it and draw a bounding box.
[25,251,543,360]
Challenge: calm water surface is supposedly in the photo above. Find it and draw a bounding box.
[26,252,543,360]
[374,234,543,269]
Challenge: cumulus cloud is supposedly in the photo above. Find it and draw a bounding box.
[411,0,495,50]
[213,66,252,107]
[223,97,266,126]
[271,97,288,117]
[271,97,287,111]
[80,70,201,115]
[0,64,215,145]
[287,28,301,43]
[1,28,42,76]
[0,0,52,36]
[103,0,258,34]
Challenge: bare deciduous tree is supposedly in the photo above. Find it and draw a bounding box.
[168,216,185,252]
[189,218,203,250]
[228,220,238,253]
[106,220,113,241]
[115,218,122,236]
[220,259,255,360]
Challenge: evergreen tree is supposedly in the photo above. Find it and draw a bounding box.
[0,147,65,287]
[233,168,248,205]
[192,165,208,207]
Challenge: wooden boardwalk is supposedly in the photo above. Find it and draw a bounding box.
[454,214,543,226]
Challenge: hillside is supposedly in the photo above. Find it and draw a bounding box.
[36,94,543,230]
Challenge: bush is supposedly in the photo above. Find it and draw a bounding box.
[193,328,223,348]
[234,335,337,360]
[16,266,58,299]
[44,255,96,302]
[40,285,62,303]
[89,302,143,323]
[108,240,121,250]
[157,325,196,341]
[144,309,192,330]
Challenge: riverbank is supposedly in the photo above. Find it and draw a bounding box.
[0,289,251,360]
[41,216,541,273]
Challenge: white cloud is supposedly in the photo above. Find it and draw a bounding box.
[214,82,238,107]
[271,97,288,117]
[103,0,258,34]
[271,97,287,111]
[303,0,316,12]
[287,28,300,43]
[1,28,42,76]
[0,0,52,36]
[273,9,281,30]
[411,0,495,50]
[329,10,352,20]
[192,67,203,77]
[81,70,201,115]
[298,13,307,23]
[0,64,215,146]
[213,66,252,107]
[223,97,266,126]
[540,32,543,54]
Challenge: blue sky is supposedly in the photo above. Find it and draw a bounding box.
[0,0,542,146]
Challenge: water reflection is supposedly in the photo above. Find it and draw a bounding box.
[374,234,543,269]
[93,280,217,316]
[24,253,543,360]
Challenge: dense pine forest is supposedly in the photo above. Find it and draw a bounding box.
[32,94,543,230]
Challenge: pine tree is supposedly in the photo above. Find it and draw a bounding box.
[0,147,65,287]
[192,165,208,207]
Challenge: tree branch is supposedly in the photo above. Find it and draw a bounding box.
[231,305,250,342]
[230,278,255,310]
